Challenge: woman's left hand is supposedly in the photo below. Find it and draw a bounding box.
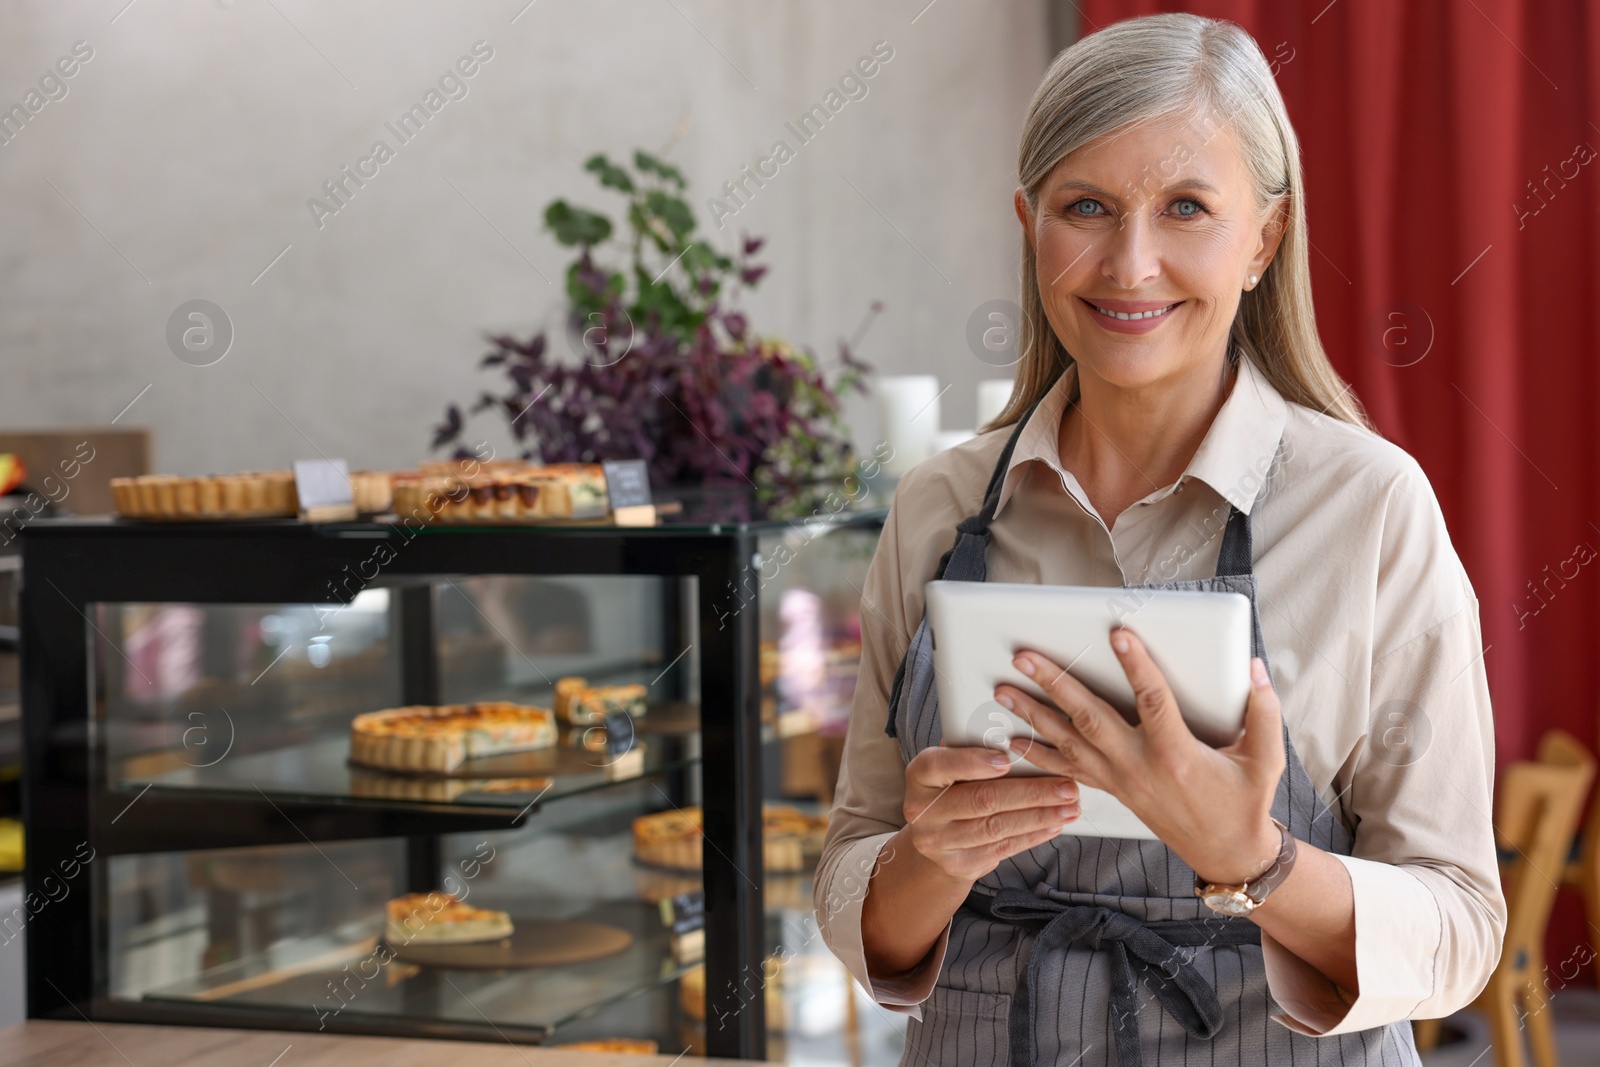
[996,626,1285,886]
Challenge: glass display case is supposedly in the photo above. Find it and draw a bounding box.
[20,484,903,1063]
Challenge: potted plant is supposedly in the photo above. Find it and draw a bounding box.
[432,150,876,503]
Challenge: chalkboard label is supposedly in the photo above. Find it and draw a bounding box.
[602,459,652,509]
[601,709,637,758]
[664,889,706,935]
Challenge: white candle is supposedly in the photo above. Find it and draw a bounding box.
[976,379,1014,429]
[877,375,941,476]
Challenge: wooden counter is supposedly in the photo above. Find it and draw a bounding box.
[0,1020,763,1066]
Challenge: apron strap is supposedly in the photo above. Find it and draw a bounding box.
[884,392,1046,738]
[964,887,1262,1067]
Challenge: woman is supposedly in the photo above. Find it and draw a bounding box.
[815,13,1505,1067]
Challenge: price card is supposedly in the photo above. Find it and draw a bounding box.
[293,459,356,522]
[602,459,656,526]
[660,889,707,965]
[601,709,638,759]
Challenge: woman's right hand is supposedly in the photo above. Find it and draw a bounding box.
[901,744,1080,884]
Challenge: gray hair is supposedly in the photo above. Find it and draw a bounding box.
[987,12,1371,433]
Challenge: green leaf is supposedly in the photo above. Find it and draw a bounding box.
[645,191,695,239]
[544,200,613,246]
[584,153,635,193]
[634,150,686,188]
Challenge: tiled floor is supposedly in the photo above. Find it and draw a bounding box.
[1419,988,1600,1066]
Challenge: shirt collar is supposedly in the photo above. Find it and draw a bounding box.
[992,354,1291,519]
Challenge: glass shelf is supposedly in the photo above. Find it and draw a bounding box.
[139,896,693,1040]
[119,702,698,814]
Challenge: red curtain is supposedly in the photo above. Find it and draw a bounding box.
[1079,0,1600,975]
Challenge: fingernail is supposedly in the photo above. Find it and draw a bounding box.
[1111,630,1131,654]
[1055,805,1075,820]
[1251,658,1269,687]
[1055,781,1074,800]
[990,752,1011,768]
[1014,655,1035,676]
[996,693,1014,710]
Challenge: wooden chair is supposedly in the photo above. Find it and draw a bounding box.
[1557,726,1600,962]
[1413,730,1595,1067]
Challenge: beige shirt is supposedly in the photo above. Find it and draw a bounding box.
[815,354,1505,1037]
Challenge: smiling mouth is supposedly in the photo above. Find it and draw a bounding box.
[1082,299,1183,321]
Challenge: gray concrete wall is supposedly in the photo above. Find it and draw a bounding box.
[0,0,1054,477]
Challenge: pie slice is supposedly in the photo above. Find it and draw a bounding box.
[554,676,648,725]
[385,892,513,945]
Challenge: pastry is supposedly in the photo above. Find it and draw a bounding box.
[349,702,557,773]
[389,461,610,524]
[113,468,392,520]
[679,959,785,1028]
[384,892,513,945]
[350,469,392,514]
[112,470,299,519]
[553,677,648,725]
[551,1039,659,1055]
[633,805,829,873]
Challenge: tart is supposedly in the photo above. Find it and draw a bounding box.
[553,676,648,725]
[349,702,557,773]
[390,461,610,524]
[551,1039,660,1055]
[632,805,829,873]
[112,470,299,519]
[384,892,513,945]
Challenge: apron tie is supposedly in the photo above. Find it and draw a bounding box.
[964,887,1263,1067]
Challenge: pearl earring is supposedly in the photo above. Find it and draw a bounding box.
[1247,274,1259,288]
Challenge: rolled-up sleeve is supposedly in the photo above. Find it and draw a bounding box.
[1262,462,1505,1036]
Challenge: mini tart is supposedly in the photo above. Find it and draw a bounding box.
[349,702,557,774]
[633,806,829,873]
[349,470,393,514]
[384,892,513,945]
[552,1039,659,1055]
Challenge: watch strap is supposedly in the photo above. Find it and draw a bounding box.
[1193,817,1297,905]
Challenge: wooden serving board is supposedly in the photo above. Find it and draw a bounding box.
[388,918,633,969]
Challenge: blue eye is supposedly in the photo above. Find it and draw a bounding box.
[1068,199,1105,217]
[1173,198,1206,217]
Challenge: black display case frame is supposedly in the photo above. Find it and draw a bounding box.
[19,495,888,1059]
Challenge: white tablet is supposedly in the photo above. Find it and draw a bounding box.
[924,580,1254,840]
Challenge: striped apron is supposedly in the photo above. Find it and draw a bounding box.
[882,399,1422,1066]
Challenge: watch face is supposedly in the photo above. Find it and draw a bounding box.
[1202,890,1255,917]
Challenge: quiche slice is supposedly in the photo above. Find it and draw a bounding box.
[385,892,513,945]
[349,702,558,773]
[554,676,648,725]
